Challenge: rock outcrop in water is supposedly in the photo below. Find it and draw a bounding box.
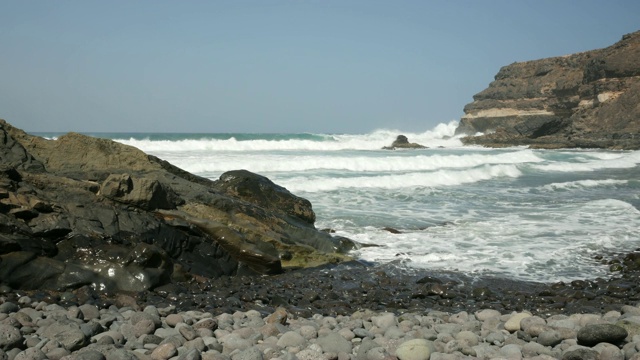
[456,31,640,149]
[382,135,427,150]
[0,119,356,292]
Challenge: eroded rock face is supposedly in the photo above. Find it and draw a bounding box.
[457,31,640,149]
[0,119,356,293]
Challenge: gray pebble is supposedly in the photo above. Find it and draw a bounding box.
[78,304,100,320]
[538,330,563,347]
[14,347,46,360]
[230,347,262,360]
[75,349,106,360]
[178,348,203,360]
[277,331,305,348]
[317,332,352,354]
[0,303,19,315]
[0,324,22,351]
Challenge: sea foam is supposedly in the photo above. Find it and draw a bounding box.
[115,120,464,152]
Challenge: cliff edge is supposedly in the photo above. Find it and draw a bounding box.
[457,31,640,149]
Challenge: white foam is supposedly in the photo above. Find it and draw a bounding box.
[541,179,629,191]
[115,121,465,152]
[280,164,522,192]
[533,151,640,172]
[342,198,640,282]
[169,148,542,176]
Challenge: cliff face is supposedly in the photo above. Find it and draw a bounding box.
[457,31,640,149]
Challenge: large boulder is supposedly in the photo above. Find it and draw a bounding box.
[0,119,357,293]
[212,170,316,225]
[457,31,640,149]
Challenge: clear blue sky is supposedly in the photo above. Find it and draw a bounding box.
[1,1,639,134]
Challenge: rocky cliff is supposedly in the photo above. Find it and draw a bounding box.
[0,120,356,292]
[457,31,640,149]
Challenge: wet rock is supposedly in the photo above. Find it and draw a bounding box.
[0,119,357,292]
[382,135,427,150]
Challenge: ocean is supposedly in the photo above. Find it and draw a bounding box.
[41,121,640,284]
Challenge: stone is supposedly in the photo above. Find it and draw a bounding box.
[577,323,628,346]
[165,314,184,327]
[562,347,599,360]
[231,346,263,360]
[14,348,47,360]
[276,331,306,348]
[178,348,203,360]
[0,302,19,314]
[151,342,178,360]
[537,330,564,347]
[499,344,522,359]
[73,349,106,360]
[371,313,396,330]
[0,324,22,351]
[264,308,287,325]
[395,339,433,360]
[316,332,352,354]
[134,318,156,337]
[504,313,531,332]
[475,309,501,321]
[103,349,139,360]
[78,304,100,321]
[194,318,218,331]
[177,323,198,341]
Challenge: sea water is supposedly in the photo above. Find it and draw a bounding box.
[46,121,640,283]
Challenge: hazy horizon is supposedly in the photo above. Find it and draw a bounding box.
[1,1,639,134]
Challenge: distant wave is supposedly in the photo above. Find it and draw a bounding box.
[541,179,629,191]
[178,148,542,175]
[280,164,522,192]
[114,121,464,152]
[532,151,640,172]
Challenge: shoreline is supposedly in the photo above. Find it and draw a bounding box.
[1,257,639,359]
[5,247,640,318]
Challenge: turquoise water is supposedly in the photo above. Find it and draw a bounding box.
[36,122,640,283]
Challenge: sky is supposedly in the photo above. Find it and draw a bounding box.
[1,1,639,134]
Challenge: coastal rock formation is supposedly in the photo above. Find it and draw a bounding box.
[0,119,356,292]
[457,31,640,149]
[382,135,427,150]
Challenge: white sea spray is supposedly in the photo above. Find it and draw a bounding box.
[98,122,640,283]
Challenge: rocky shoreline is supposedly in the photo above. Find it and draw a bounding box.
[2,119,640,358]
[2,253,640,359]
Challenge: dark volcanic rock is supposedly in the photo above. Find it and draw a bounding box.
[0,119,356,293]
[382,135,427,150]
[212,170,315,225]
[457,31,640,149]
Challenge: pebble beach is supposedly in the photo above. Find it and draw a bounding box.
[1,254,640,360]
[0,291,638,360]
